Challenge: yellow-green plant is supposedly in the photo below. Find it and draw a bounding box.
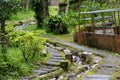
[17,33,46,62]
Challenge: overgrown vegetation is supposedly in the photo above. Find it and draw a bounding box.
[0,25,49,79]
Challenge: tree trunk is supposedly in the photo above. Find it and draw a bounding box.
[1,20,7,60]
[26,0,30,10]
[44,0,49,18]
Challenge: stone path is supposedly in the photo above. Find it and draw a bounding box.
[20,47,65,80]
[42,35,120,80]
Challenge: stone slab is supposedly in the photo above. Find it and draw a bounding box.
[50,56,64,60]
[49,59,65,62]
[82,74,111,80]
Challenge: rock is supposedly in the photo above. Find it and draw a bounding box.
[93,57,102,64]
[41,68,55,72]
[73,56,81,64]
[20,77,29,80]
[49,78,56,80]
[55,47,63,51]
[51,56,64,60]
[49,59,65,62]
[82,51,92,55]
[79,52,93,65]
[42,49,47,57]
[63,49,71,54]
[29,22,37,25]
[45,61,58,66]
[58,76,64,80]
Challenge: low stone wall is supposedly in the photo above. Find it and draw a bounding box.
[77,32,120,53]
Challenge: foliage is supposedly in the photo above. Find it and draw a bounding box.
[7,26,47,62]
[0,48,32,79]
[17,33,46,62]
[2,26,48,79]
[49,6,59,16]
[81,1,101,12]
[10,10,34,21]
[7,26,26,47]
[0,0,20,20]
[63,10,79,27]
[7,26,46,47]
[47,15,68,34]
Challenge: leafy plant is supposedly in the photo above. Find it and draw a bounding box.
[17,33,46,62]
[47,15,68,34]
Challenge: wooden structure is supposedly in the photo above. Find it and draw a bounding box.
[49,0,60,6]
[77,8,120,53]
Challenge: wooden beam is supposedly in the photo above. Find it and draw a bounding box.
[91,14,95,33]
[101,12,106,34]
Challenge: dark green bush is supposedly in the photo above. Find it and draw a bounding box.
[47,16,68,34]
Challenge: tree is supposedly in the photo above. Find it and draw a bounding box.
[30,0,45,28]
[44,0,49,18]
[0,0,19,55]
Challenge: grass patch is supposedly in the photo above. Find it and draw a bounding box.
[23,24,39,31]
[46,33,74,42]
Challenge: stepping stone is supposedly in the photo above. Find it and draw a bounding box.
[49,59,65,62]
[33,70,48,73]
[45,61,59,66]
[20,77,29,80]
[33,70,49,75]
[101,64,114,68]
[42,66,59,70]
[41,68,56,71]
[51,54,62,57]
[50,56,64,60]
[82,74,111,80]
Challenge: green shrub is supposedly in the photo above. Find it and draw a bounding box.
[7,26,45,47]
[7,28,26,47]
[47,16,68,34]
[1,24,48,79]
[0,48,32,79]
[17,33,46,62]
